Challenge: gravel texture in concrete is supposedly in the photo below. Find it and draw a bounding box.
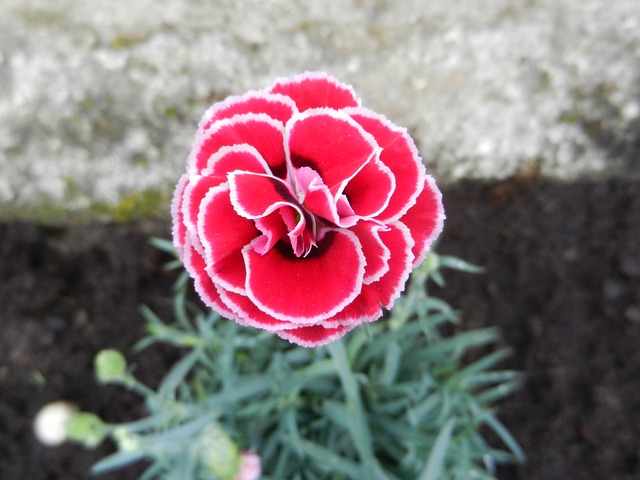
[1,0,638,217]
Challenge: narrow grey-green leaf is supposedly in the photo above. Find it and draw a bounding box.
[418,418,456,480]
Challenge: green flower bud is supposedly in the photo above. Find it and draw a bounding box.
[199,424,241,480]
[423,252,440,273]
[66,412,108,448]
[112,426,142,453]
[94,349,128,384]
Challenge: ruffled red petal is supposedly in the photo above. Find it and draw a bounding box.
[228,171,297,219]
[171,174,190,256]
[219,288,312,332]
[324,285,383,327]
[351,221,391,284]
[197,185,258,292]
[286,110,378,195]
[202,145,271,186]
[369,222,415,309]
[243,230,365,323]
[399,176,445,267]
[268,72,360,112]
[198,91,296,133]
[343,157,394,218]
[205,252,249,294]
[181,175,220,244]
[191,114,286,177]
[183,239,238,320]
[346,108,425,222]
[276,323,353,348]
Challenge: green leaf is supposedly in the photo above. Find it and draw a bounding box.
[159,348,203,399]
[475,378,522,404]
[283,408,304,456]
[380,341,401,386]
[327,340,390,479]
[407,393,441,427]
[411,328,499,365]
[465,465,500,480]
[461,370,521,389]
[202,376,271,410]
[323,400,350,432]
[438,255,485,274]
[449,349,512,385]
[481,411,526,463]
[269,444,296,479]
[139,462,168,480]
[327,341,374,458]
[92,450,147,475]
[418,418,456,480]
[118,411,175,434]
[298,440,364,478]
[148,237,177,256]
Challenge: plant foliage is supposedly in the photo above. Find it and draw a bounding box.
[71,239,523,480]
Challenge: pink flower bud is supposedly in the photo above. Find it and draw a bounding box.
[234,451,261,480]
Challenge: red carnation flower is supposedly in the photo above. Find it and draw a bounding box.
[172,72,444,347]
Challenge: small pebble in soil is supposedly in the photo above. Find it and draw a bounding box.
[624,305,640,324]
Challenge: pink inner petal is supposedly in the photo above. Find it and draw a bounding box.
[294,166,322,196]
[235,451,262,480]
[286,110,379,196]
[243,230,365,323]
[268,71,360,112]
[399,176,445,267]
[303,179,358,228]
[229,171,322,256]
[336,195,356,220]
[279,206,318,257]
[295,167,352,226]
[252,212,289,255]
[279,203,312,238]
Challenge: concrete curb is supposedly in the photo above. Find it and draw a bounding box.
[1,0,638,221]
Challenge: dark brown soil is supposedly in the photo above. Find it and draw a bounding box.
[436,179,640,480]
[1,179,639,480]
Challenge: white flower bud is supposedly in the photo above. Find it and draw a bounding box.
[33,401,78,446]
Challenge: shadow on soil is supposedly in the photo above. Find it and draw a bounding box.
[1,179,639,480]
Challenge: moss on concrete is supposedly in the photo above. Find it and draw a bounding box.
[0,188,173,225]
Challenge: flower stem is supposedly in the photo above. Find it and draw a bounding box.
[326,339,388,480]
